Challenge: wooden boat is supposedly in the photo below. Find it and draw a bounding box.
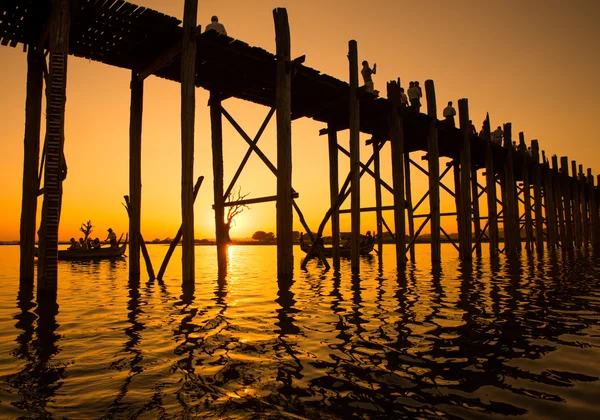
[300,233,374,258]
[35,235,127,261]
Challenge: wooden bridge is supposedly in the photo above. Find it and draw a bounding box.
[3,0,599,295]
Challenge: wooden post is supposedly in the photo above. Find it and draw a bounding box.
[404,151,416,261]
[348,40,361,271]
[519,134,532,251]
[458,99,472,261]
[37,0,71,295]
[425,80,441,263]
[274,9,294,276]
[571,161,582,248]
[453,161,462,257]
[530,140,544,252]
[20,48,44,281]
[502,123,518,256]
[387,80,406,268]
[129,71,143,280]
[582,167,590,247]
[543,157,558,250]
[373,140,383,256]
[552,156,566,247]
[327,123,340,268]
[181,0,198,281]
[561,157,574,250]
[596,175,600,247]
[471,167,482,257]
[210,92,227,271]
[483,114,499,256]
[589,171,598,247]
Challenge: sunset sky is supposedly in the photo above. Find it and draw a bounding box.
[1,0,599,242]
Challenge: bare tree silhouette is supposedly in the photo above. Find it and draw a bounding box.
[225,188,250,243]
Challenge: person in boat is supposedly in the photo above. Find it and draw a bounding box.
[361,231,373,246]
[68,237,80,250]
[105,228,117,249]
[340,236,350,249]
[78,237,88,251]
[91,238,101,250]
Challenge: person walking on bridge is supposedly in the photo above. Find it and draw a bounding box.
[443,101,457,127]
[205,15,227,35]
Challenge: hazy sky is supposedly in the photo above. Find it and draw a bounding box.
[1,0,599,241]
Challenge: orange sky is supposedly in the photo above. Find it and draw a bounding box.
[1,0,599,241]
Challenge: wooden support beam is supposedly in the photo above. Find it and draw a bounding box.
[129,70,143,280]
[542,151,557,250]
[471,166,482,257]
[124,196,155,280]
[502,123,518,256]
[339,205,396,214]
[589,172,598,247]
[387,79,406,268]
[349,40,361,271]
[458,99,472,261]
[274,8,294,276]
[157,177,204,280]
[531,140,544,252]
[561,156,574,250]
[37,0,71,295]
[181,0,198,282]
[210,91,227,272]
[552,156,566,247]
[520,134,533,251]
[581,166,590,247]
[453,161,462,256]
[337,144,393,194]
[425,80,441,263]
[327,122,340,268]
[404,150,416,262]
[571,160,583,248]
[373,139,384,256]
[222,192,299,207]
[20,48,44,282]
[409,158,456,198]
[224,108,275,200]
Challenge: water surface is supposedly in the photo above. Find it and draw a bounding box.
[1,244,600,419]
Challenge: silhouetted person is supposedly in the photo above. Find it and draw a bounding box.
[205,15,227,35]
[468,119,476,135]
[399,87,409,108]
[493,126,503,145]
[443,101,456,127]
[68,238,79,250]
[361,60,377,93]
[105,228,117,248]
[407,81,422,112]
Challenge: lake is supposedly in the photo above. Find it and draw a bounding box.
[1,244,600,419]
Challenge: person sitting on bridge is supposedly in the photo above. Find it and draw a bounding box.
[361,60,377,94]
[468,120,477,135]
[493,126,503,145]
[105,228,117,248]
[443,101,457,127]
[205,15,227,35]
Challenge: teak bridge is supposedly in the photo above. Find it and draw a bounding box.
[3,0,600,297]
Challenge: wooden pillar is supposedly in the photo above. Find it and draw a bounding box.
[210,92,227,271]
[589,171,598,247]
[404,150,416,261]
[543,157,558,250]
[483,114,499,256]
[561,157,574,250]
[37,0,71,294]
[571,161,582,248]
[531,140,544,252]
[327,123,340,267]
[582,167,590,247]
[348,40,361,271]
[20,48,44,281]
[521,141,534,252]
[453,161,462,255]
[129,71,143,279]
[502,123,518,256]
[471,167,482,257]
[425,80,441,263]
[387,80,406,268]
[552,156,566,247]
[181,0,198,281]
[373,140,383,256]
[458,99,472,260]
[596,175,600,247]
[274,9,294,276]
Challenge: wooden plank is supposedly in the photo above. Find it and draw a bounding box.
[181,0,197,282]
[349,39,360,271]
[129,69,143,279]
[327,123,340,267]
[20,48,44,282]
[210,92,227,272]
[425,80,440,263]
[387,79,406,268]
[274,8,293,277]
[223,192,298,207]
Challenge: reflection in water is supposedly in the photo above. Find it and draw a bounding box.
[2,245,600,418]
